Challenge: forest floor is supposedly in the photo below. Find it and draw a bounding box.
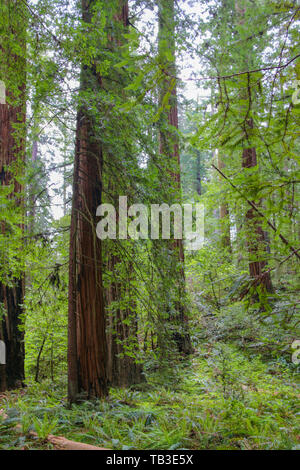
[0,342,299,450]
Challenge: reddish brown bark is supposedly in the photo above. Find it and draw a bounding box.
[104,1,144,387]
[68,108,108,400]
[242,127,273,293]
[0,0,26,392]
[67,0,108,401]
[106,255,143,387]
[234,1,273,294]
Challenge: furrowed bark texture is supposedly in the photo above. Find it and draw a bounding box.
[68,0,108,401]
[106,256,143,387]
[68,110,108,400]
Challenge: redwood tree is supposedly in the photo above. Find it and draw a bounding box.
[68,0,108,401]
[0,0,26,391]
[241,120,273,292]
[104,1,144,387]
[235,0,273,293]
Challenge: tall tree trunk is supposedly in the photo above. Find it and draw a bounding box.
[241,123,273,292]
[158,0,192,355]
[106,255,143,387]
[235,0,273,293]
[0,0,26,392]
[68,0,108,402]
[104,1,144,387]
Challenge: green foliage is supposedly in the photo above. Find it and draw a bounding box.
[0,0,299,452]
[24,216,69,382]
[32,414,59,440]
[0,344,299,450]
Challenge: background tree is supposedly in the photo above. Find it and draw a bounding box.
[102,0,144,388]
[155,0,192,355]
[235,0,273,294]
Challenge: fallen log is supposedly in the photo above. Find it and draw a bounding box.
[46,435,109,450]
[14,424,109,450]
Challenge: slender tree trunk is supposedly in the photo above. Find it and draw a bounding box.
[0,0,26,392]
[217,154,231,252]
[35,336,46,383]
[67,0,108,402]
[196,150,202,196]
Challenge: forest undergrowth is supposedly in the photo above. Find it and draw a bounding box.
[1,341,299,451]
